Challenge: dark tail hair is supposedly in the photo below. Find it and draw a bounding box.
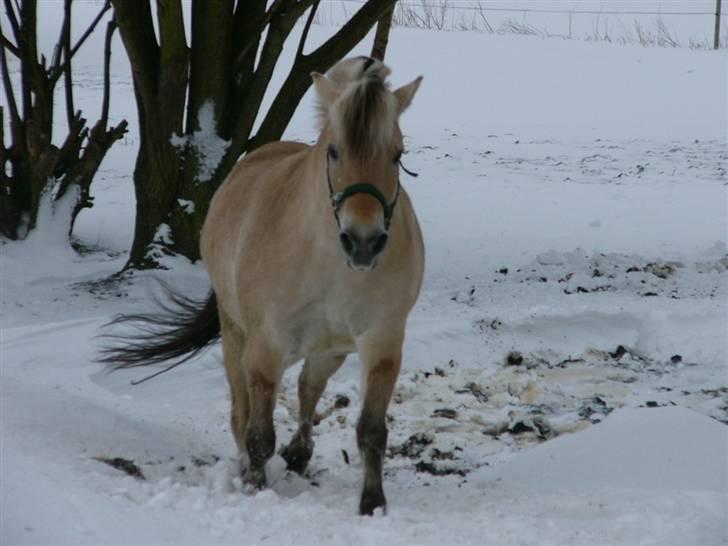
[99,282,220,383]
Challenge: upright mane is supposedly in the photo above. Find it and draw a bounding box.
[320,57,397,160]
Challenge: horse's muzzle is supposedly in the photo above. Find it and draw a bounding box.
[339,228,388,270]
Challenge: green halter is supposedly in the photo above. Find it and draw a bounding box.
[326,152,416,230]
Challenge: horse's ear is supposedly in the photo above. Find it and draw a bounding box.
[311,72,341,107]
[394,76,423,115]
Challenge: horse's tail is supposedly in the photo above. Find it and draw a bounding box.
[99,282,221,378]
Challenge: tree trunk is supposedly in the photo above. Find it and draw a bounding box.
[114,0,398,269]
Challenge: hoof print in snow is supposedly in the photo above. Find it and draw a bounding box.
[476,318,502,332]
[414,460,467,477]
[430,448,457,461]
[644,262,677,279]
[609,345,627,360]
[333,394,350,409]
[191,454,221,467]
[389,432,434,458]
[423,367,446,379]
[509,415,553,439]
[455,382,489,403]
[506,351,524,366]
[94,456,145,480]
[432,408,458,420]
[579,396,613,421]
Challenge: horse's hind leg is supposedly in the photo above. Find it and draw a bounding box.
[281,354,346,474]
[219,311,249,458]
[241,336,281,489]
[355,326,404,516]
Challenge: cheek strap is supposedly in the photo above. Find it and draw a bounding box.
[326,153,400,230]
[330,182,398,229]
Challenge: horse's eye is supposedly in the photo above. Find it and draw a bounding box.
[393,150,403,164]
[328,145,339,160]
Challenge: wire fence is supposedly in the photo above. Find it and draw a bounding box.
[337,0,726,17]
[321,0,727,49]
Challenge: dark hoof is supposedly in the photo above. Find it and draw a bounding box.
[359,488,387,516]
[280,441,313,475]
[242,466,267,490]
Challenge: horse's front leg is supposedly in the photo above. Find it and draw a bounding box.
[355,326,404,516]
[282,354,346,474]
[242,336,281,489]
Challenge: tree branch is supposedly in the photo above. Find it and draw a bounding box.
[2,0,21,48]
[248,0,397,151]
[0,34,19,57]
[187,0,231,134]
[370,3,394,60]
[296,0,320,59]
[223,0,314,162]
[0,16,21,136]
[111,0,160,108]
[62,0,74,129]
[306,0,395,67]
[49,0,111,84]
[19,0,37,121]
[100,18,117,125]
[156,0,188,134]
[231,0,285,78]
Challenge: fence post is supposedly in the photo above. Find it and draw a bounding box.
[716,0,723,49]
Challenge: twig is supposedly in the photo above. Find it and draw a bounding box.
[2,0,21,47]
[296,0,320,59]
[0,34,19,57]
[100,18,117,125]
[62,0,74,130]
[49,0,111,84]
[232,0,287,76]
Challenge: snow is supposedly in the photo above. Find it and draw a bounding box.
[177,199,196,214]
[170,101,231,183]
[2,4,727,545]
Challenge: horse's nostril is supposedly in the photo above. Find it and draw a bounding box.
[340,232,355,255]
[369,232,388,256]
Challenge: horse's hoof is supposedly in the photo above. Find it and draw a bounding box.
[280,442,313,475]
[242,467,267,490]
[359,489,387,516]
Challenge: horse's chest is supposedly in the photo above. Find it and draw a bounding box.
[282,301,355,363]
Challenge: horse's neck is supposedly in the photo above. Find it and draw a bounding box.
[302,141,337,237]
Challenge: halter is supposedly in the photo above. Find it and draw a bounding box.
[326,152,417,230]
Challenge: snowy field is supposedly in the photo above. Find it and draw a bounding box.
[2,4,728,545]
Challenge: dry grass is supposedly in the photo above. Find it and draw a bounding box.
[360,0,726,50]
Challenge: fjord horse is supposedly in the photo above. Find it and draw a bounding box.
[104,57,424,515]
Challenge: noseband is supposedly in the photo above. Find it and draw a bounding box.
[326,152,417,230]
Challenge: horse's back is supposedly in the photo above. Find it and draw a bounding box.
[200,141,312,314]
[204,140,310,233]
[220,141,310,193]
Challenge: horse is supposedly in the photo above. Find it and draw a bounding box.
[102,56,424,516]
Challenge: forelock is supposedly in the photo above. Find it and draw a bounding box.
[330,58,397,159]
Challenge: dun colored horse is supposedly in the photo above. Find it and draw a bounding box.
[103,57,424,515]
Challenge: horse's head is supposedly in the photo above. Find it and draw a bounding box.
[312,57,422,271]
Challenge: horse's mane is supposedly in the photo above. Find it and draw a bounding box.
[321,57,397,159]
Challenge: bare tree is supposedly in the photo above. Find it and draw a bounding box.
[0,0,127,241]
[111,0,398,269]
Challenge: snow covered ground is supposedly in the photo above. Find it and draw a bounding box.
[2,7,727,546]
